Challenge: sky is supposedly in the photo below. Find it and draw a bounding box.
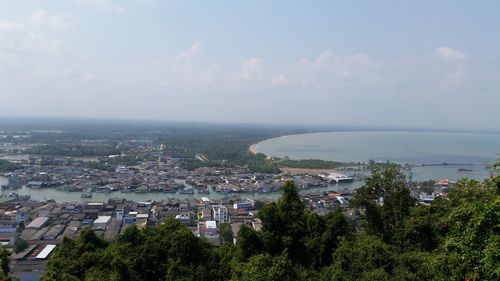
[0,0,499,129]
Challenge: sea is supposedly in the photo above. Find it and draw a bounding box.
[255,131,499,181]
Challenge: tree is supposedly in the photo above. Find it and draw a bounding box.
[322,234,396,281]
[219,223,233,243]
[0,247,10,276]
[318,209,350,266]
[433,175,500,281]
[14,238,28,253]
[0,247,18,281]
[234,225,264,262]
[237,253,303,281]
[259,181,309,264]
[398,197,449,252]
[351,165,415,245]
[16,221,25,233]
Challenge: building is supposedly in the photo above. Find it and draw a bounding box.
[419,194,435,203]
[43,225,65,240]
[93,216,111,230]
[35,244,56,260]
[104,220,122,241]
[197,220,219,240]
[26,217,49,229]
[116,207,124,221]
[211,205,228,223]
[233,202,253,210]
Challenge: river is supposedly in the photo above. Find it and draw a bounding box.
[0,176,362,203]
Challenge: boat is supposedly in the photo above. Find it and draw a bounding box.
[457,167,473,172]
[179,189,195,194]
[81,193,92,198]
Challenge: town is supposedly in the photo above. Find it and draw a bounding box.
[0,126,473,280]
[0,153,455,280]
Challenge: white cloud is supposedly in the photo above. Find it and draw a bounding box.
[77,0,128,13]
[31,10,73,30]
[64,67,101,83]
[0,20,67,55]
[2,40,497,127]
[442,66,467,88]
[0,20,23,32]
[435,46,466,60]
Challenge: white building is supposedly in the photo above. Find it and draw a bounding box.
[116,208,124,221]
[211,205,228,223]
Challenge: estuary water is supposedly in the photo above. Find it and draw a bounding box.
[256,131,500,181]
[0,176,360,203]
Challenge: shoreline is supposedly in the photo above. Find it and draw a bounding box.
[248,131,499,164]
[249,143,258,155]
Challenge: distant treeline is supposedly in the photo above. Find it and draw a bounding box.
[25,144,120,157]
[0,160,20,172]
[155,127,306,174]
[4,120,369,173]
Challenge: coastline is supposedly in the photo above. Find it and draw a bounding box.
[249,140,342,175]
[248,130,500,164]
[249,143,258,155]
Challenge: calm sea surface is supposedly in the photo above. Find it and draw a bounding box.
[256,131,500,181]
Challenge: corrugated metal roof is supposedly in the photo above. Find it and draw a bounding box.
[35,244,56,259]
[26,217,49,229]
[94,216,111,224]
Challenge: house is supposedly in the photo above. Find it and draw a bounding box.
[212,205,229,223]
[419,194,435,203]
[197,220,219,240]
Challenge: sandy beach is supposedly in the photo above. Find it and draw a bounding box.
[249,144,258,154]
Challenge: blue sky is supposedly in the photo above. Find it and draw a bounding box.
[0,0,499,129]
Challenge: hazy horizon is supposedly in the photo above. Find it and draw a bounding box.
[1,1,500,129]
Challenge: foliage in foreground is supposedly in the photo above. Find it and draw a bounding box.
[32,164,499,281]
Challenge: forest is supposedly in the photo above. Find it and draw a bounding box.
[25,145,121,157]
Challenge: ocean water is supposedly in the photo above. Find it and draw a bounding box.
[256,131,500,181]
